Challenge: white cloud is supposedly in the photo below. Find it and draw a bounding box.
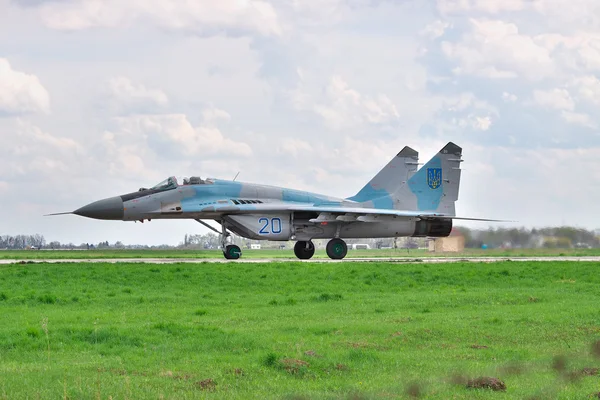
[458,144,600,227]
[292,74,399,130]
[532,88,575,111]
[100,131,154,180]
[572,75,600,105]
[560,110,596,128]
[38,0,281,36]
[290,0,346,21]
[439,93,497,131]
[277,138,313,158]
[437,0,529,14]
[0,58,50,115]
[0,120,84,179]
[530,89,596,126]
[108,76,168,110]
[444,92,497,113]
[108,113,252,159]
[502,92,518,102]
[421,20,451,39]
[532,0,600,30]
[452,115,493,131]
[441,19,556,80]
[201,106,231,125]
[535,32,600,72]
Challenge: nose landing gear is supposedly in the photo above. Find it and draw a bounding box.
[294,240,315,260]
[224,244,242,260]
[219,220,242,260]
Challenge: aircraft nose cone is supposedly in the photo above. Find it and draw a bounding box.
[74,196,124,220]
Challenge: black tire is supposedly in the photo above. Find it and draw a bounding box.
[224,244,242,260]
[294,240,315,260]
[326,238,347,260]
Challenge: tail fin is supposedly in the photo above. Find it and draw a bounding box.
[347,146,419,207]
[394,142,463,214]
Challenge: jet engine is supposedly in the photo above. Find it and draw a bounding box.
[412,219,452,237]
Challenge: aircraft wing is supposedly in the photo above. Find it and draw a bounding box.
[286,205,509,222]
[208,203,509,222]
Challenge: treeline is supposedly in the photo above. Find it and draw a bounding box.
[455,227,599,249]
[0,235,171,250]
[183,233,220,249]
[0,235,46,249]
[1,226,598,250]
[177,227,600,250]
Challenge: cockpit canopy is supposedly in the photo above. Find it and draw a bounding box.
[182,176,213,185]
[151,176,178,191]
[142,176,213,192]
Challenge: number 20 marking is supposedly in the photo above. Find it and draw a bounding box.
[259,217,282,234]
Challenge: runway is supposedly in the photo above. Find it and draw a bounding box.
[1,256,600,264]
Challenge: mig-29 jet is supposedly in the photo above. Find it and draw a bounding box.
[50,142,501,260]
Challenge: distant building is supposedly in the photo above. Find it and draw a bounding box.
[428,229,465,253]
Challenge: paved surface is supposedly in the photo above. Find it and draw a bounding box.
[1,256,600,264]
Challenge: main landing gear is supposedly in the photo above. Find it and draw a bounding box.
[294,238,348,260]
[326,238,348,260]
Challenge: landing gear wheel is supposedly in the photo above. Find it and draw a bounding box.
[326,238,347,260]
[223,244,242,260]
[294,241,315,260]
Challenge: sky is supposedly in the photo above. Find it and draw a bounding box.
[1,0,599,245]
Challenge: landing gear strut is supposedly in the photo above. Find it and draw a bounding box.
[294,240,315,260]
[326,238,347,260]
[219,220,241,260]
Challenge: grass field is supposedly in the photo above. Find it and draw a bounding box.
[1,260,600,399]
[1,247,600,259]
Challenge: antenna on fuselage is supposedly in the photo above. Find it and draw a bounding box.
[233,172,240,181]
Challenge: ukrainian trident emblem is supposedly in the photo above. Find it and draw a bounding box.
[427,168,442,189]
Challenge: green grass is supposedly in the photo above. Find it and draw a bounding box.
[1,261,600,398]
[1,247,600,259]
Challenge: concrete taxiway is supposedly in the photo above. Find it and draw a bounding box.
[1,256,600,264]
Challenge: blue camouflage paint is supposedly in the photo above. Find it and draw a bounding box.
[211,179,243,197]
[347,187,393,209]
[177,180,245,213]
[176,179,343,214]
[371,195,394,209]
[347,187,388,202]
[408,155,443,211]
[283,189,309,203]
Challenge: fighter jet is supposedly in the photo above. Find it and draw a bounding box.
[50,142,502,260]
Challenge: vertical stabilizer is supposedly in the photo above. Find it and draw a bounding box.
[392,142,463,214]
[347,146,419,208]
